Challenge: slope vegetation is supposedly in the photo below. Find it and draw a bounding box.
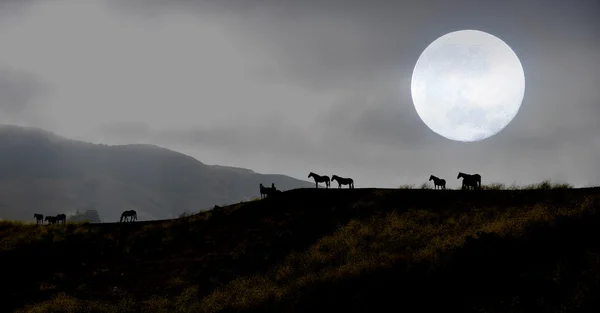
[4,185,600,312]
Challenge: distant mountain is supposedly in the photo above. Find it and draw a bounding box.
[0,125,313,222]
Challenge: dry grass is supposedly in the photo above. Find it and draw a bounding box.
[408,179,574,191]
[199,196,595,312]
[8,185,600,313]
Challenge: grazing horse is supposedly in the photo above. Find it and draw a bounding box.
[331,175,354,189]
[34,213,44,225]
[429,175,446,190]
[120,210,137,222]
[55,214,67,224]
[45,216,57,225]
[308,172,330,188]
[259,183,277,199]
[457,172,481,190]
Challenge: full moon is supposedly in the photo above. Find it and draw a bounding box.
[410,29,525,142]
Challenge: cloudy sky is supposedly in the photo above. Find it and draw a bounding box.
[0,0,599,188]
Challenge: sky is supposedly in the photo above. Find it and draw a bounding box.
[0,0,599,188]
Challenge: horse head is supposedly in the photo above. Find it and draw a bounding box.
[457,172,464,179]
[308,172,314,178]
[429,175,434,181]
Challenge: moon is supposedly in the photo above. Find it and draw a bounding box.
[410,29,525,142]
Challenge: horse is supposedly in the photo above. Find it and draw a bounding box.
[457,172,481,190]
[120,210,137,222]
[259,183,277,199]
[34,213,44,225]
[271,183,283,194]
[429,175,446,190]
[331,175,354,189]
[55,214,67,225]
[308,172,330,188]
[44,216,57,225]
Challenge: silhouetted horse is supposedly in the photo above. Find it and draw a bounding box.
[271,183,283,194]
[429,175,446,190]
[331,175,354,189]
[120,210,137,222]
[45,216,56,225]
[457,172,481,190]
[259,183,277,199]
[55,214,66,224]
[34,213,43,225]
[308,172,330,188]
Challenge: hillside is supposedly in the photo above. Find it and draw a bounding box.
[0,125,313,222]
[4,186,600,312]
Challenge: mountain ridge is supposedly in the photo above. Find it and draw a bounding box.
[0,124,313,222]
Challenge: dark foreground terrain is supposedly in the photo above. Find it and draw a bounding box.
[4,185,600,312]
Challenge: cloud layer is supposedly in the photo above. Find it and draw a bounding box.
[0,0,598,187]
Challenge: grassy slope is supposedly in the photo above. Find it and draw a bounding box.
[4,184,600,312]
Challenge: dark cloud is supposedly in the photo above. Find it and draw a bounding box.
[95,118,319,162]
[0,0,39,18]
[108,0,599,89]
[314,86,440,148]
[90,0,600,186]
[0,68,50,116]
[96,121,151,141]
